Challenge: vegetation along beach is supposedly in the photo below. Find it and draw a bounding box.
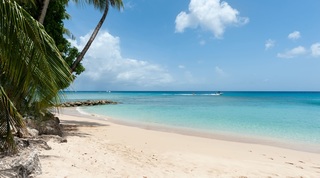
[1,0,320,177]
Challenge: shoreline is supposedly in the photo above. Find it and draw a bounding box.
[38,108,320,177]
[70,107,320,154]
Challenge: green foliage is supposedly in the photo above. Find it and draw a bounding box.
[44,0,85,76]
[73,0,123,12]
[0,0,72,154]
[0,87,24,154]
[0,0,122,154]
[19,0,85,77]
[65,43,85,75]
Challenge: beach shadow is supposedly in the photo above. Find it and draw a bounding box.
[61,120,109,127]
[39,155,61,159]
[61,121,109,138]
[61,124,90,138]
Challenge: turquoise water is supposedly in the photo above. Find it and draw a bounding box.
[62,91,320,145]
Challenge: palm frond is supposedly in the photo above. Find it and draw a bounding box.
[71,0,123,12]
[0,87,24,154]
[109,0,123,10]
[0,0,73,154]
[0,0,72,107]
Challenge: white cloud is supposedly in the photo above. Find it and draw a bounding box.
[265,39,275,50]
[311,43,320,57]
[69,31,173,90]
[288,31,301,40]
[277,46,306,58]
[175,0,249,38]
[178,65,186,69]
[124,1,135,9]
[215,66,226,77]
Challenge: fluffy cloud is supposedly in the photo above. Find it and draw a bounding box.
[288,31,301,40]
[265,39,275,50]
[277,46,306,58]
[69,31,174,90]
[311,43,320,57]
[276,43,320,59]
[175,0,249,38]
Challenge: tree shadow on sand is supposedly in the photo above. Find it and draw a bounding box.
[61,120,109,138]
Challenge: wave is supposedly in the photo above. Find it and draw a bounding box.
[76,107,91,115]
[169,93,222,96]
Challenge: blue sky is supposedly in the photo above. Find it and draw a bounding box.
[65,0,320,91]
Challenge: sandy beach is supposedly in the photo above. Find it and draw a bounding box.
[38,109,320,178]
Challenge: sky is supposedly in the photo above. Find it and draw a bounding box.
[64,0,320,91]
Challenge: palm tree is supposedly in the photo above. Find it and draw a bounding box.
[38,0,50,24]
[70,0,123,72]
[0,0,72,154]
[34,0,123,73]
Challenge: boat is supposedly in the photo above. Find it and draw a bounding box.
[212,91,222,96]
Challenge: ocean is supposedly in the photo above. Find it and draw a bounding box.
[62,91,320,151]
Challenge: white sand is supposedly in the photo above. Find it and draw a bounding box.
[38,110,320,178]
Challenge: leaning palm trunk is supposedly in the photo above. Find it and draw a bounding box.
[70,4,109,72]
[38,0,50,24]
[70,0,123,72]
[0,0,72,154]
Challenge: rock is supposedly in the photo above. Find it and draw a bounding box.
[60,100,118,107]
[17,127,38,138]
[29,139,51,150]
[38,117,62,136]
[17,127,29,138]
[15,138,30,149]
[25,116,62,137]
[0,150,42,178]
[60,138,67,143]
[13,150,42,177]
[27,128,39,137]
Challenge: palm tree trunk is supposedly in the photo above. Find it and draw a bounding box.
[70,3,109,72]
[38,0,50,24]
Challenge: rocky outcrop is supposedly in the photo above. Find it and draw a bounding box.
[1,112,67,177]
[12,150,41,177]
[25,116,62,137]
[0,118,65,177]
[60,100,118,107]
[0,147,42,178]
